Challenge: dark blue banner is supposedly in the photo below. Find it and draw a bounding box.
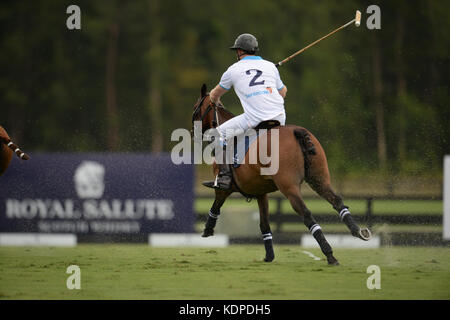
[0,153,194,237]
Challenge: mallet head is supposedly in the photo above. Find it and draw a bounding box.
[355,10,361,27]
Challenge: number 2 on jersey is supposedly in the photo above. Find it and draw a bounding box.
[246,69,265,87]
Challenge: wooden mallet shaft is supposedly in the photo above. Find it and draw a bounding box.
[276,10,361,67]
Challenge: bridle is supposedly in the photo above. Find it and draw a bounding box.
[191,94,222,135]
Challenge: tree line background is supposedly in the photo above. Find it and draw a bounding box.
[0,0,448,181]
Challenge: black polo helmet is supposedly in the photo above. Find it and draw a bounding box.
[229,33,259,54]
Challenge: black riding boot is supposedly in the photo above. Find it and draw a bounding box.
[202,146,233,190]
[202,164,232,190]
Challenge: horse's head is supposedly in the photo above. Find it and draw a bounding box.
[191,84,217,138]
[191,84,235,139]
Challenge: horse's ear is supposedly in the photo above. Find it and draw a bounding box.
[201,84,207,97]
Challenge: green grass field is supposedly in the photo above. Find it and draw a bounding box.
[0,244,449,300]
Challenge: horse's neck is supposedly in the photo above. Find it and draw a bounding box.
[217,107,234,126]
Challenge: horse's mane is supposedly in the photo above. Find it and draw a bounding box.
[217,105,235,118]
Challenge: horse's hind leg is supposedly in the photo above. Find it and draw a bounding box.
[257,194,274,262]
[308,179,371,241]
[202,189,232,237]
[300,130,371,241]
[279,185,339,265]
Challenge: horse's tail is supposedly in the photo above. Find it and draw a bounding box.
[293,128,316,179]
[0,135,30,160]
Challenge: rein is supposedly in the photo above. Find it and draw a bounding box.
[190,92,255,200]
[192,96,210,123]
[191,94,225,133]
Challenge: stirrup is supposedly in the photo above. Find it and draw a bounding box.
[201,181,231,190]
[201,175,220,189]
[202,174,232,190]
[202,181,216,189]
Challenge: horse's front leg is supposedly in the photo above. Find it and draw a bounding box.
[202,188,232,237]
[257,193,274,262]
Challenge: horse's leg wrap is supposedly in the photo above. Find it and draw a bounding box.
[338,206,360,236]
[311,226,339,265]
[303,213,338,265]
[202,208,220,237]
[338,206,372,241]
[205,210,219,229]
[307,223,333,256]
[262,232,275,262]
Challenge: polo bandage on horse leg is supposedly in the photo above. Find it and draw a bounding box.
[339,206,360,235]
[205,209,220,232]
[262,232,273,241]
[339,208,351,221]
[208,210,219,219]
[309,223,322,235]
[262,231,275,261]
[310,226,333,256]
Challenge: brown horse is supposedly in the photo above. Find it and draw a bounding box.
[0,126,30,176]
[192,84,371,265]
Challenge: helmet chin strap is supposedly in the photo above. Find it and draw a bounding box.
[236,50,246,61]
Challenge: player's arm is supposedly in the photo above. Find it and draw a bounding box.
[278,85,287,99]
[274,66,287,98]
[210,84,228,105]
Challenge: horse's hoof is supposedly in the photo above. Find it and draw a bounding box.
[351,227,372,241]
[358,228,372,241]
[327,256,339,266]
[202,229,214,237]
[264,255,275,262]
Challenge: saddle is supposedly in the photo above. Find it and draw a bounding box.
[254,120,280,131]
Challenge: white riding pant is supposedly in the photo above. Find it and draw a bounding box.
[217,112,286,143]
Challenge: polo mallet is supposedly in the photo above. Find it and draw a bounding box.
[275,10,361,67]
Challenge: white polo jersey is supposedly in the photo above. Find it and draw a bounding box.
[219,56,285,126]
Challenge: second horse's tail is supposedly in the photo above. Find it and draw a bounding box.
[0,134,30,161]
[7,139,30,160]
